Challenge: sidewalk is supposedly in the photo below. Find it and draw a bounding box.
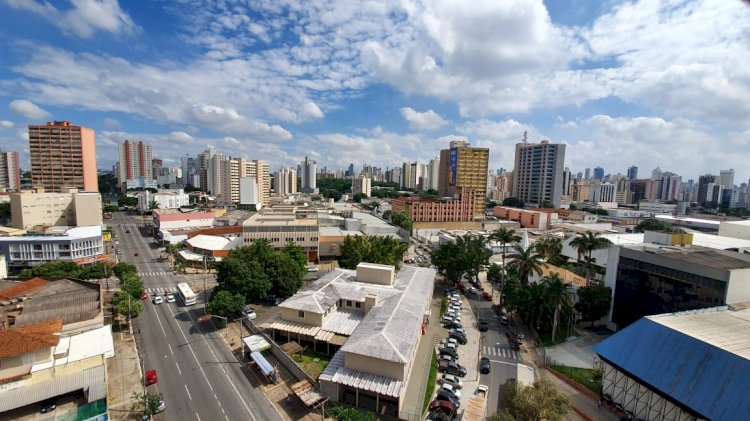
[106,328,143,420]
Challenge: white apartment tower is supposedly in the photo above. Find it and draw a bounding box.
[117,140,152,191]
[512,140,566,207]
[275,167,298,195]
[352,176,371,197]
[301,156,318,193]
[0,149,21,190]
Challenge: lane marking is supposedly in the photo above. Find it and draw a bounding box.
[196,413,201,421]
[169,343,174,356]
[150,301,168,338]
[167,305,215,394]
[185,384,193,401]
[175,361,182,376]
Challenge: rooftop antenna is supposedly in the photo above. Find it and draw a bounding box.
[522,130,528,144]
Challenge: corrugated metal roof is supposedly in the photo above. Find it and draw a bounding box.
[594,307,750,420]
[262,317,321,337]
[320,350,403,397]
[0,364,105,412]
[320,309,364,336]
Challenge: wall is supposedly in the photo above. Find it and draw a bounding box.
[73,194,103,227]
[718,221,750,241]
[0,347,52,381]
[412,221,483,230]
[725,267,750,305]
[344,352,406,381]
[280,306,323,327]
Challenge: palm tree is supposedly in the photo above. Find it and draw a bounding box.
[489,227,522,300]
[569,231,612,283]
[544,274,572,341]
[535,236,563,262]
[507,244,544,285]
[517,283,549,331]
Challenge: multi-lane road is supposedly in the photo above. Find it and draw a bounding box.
[110,212,280,421]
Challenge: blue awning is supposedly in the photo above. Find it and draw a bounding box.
[250,351,274,376]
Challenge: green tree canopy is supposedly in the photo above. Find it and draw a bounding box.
[118,196,138,207]
[113,262,138,279]
[634,218,681,233]
[113,290,143,319]
[208,290,245,319]
[340,235,408,269]
[390,211,413,231]
[121,275,145,299]
[502,197,525,208]
[576,283,612,326]
[493,379,571,421]
[507,244,544,285]
[431,240,467,284]
[352,192,367,203]
[215,257,272,302]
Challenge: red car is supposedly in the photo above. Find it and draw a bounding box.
[145,369,158,386]
[482,292,492,301]
[140,291,149,300]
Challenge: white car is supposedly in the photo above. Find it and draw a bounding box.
[165,294,176,303]
[152,296,164,304]
[242,305,257,320]
[440,338,459,347]
[441,383,462,398]
[439,342,457,351]
[440,374,463,389]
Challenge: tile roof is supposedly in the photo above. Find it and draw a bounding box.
[0,318,63,359]
[0,277,50,301]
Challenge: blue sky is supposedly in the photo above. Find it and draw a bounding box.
[0,0,748,183]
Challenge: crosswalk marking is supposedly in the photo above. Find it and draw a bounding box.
[483,346,520,360]
[138,271,171,277]
[147,286,178,295]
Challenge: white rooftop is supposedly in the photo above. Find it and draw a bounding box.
[187,234,235,251]
[31,325,114,372]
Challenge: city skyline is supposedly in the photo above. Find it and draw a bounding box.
[0,1,748,182]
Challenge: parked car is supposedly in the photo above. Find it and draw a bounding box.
[125,230,130,233]
[444,320,462,330]
[429,400,457,419]
[241,305,257,320]
[134,252,139,257]
[439,374,463,389]
[140,291,149,300]
[435,389,461,407]
[154,399,166,413]
[439,347,458,358]
[40,397,57,413]
[482,292,492,301]
[440,383,462,399]
[440,338,459,347]
[500,315,509,325]
[448,331,467,345]
[438,360,467,377]
[480,357,491,374]
[448,327,466,336]
[439,342,457,352]
[265,294,283,306]
[439,354,457,364]
[145,369,158,386]
[478,319,488,332]
[468,287,478,295]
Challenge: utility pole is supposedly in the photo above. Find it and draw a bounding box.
[203,255,208,311]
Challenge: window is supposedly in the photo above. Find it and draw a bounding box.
[355,302,361,308]
[346,300,352,307]
[298,310,305,318]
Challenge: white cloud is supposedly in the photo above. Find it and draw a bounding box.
[0,120,14,129]
[102,117,121,129]
[5,0,138,38]
[399,107,448,130]
[8,99,50,119]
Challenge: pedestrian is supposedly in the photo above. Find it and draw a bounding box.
[597,399,602,409]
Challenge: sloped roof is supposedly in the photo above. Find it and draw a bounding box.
[0,318,63,359]
[0,277,50,301]
[594,307,750,420]
[13,279,101,327]
[187,234,232,251]
[341,266,435,363]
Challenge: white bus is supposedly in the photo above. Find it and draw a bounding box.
[176,282,197,306]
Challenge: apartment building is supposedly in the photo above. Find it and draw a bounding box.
[275,166,298,195]
[9,188,102,230]
[351,176,371,197]
[512,140,566,207]
[28,121,98,192]
[117,139,152,192]
[438,140,489,217]
[0,149,21,190]
[136,189,190,212]
[392,187,475,222]
[215,156,270,207]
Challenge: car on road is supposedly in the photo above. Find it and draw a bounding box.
[438,360,467,377]
[165,294,176,303]
[440,383,462,399]
[482,291,492,301]
[125,230,130,233]
[480,357,491,374]
[40,397,57,413]
[134,252,139,257]
[478,319,488,332]
[468,287,478,295]
[439,373,463,389]
[449,331,467,344]
[140,291,149,300]
[145,369,158,386]
[500,315,509,325]
[154,399,166,413]
[152,296,164,304]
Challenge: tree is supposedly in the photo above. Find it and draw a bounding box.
[130,391,163,416]
[487,264,503,297]
[103,204,120,213]
[267,253,305,297]
[544,274,573,341]
[390,211,413,232]
[534,236,563,263]
[215,257,272,302]
[327,406,375,421]
[516,282,550,330]
[352,193,367,203]
[576,283,612,326]
[113,290,143,319]
[431,241,467,284]
[118,196,138,207]
[121,274,145,299]
[457,234,490,284]
[381,210,392,220]
[507,244,544,285]
[496,379,571,421]
[113,262,138,279]
[634,218,680,233]
[208,290,245,318]
[502,197,525,208]
[149,200,159,210]
[322,189,342,201]
[489,227,521,301]
[340,235,408,269]
[19,261,81,278]
[569,231,612,282]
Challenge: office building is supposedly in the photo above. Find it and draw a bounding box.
[28,121,98,192]
[275,167,297,195]
[427,156,440,190]
[301,156,318,193]
[352,176,371,198]
[438,139,489,217]
[0,149,21,190]
[117,140,152,192]
[592,183,616,203]
[511,140,566,207]
[697,174,717,205]
[627,166,638,180]
[10,188,102,229]
[657,173,682,201]
[0,226,105,269]
[720,169,735,189]
[242,207,319,261]
[136,189,190,212]
[593,166,604,181]
[392,187,475,223]
[584,168,591,180]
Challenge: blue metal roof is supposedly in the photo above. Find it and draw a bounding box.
[250,351,274,376]
[594,317,750,421]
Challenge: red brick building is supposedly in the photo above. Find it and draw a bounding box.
[392,187,476,222]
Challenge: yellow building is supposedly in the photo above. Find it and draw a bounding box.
[438,140,489,218]
[9,188,103,230]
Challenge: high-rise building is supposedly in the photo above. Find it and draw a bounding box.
[215,156,269,206]
[562,167,571,196]
[658,173,682,201]
[300,156,318,193]
[275,167,297,195]
[352,176,371,197]
[697,174,716,205]
[584,168,591,180]
[719,169,735,189]
[593,166,605,181]
[438,139,489,217]
[0,149,21,190]
[651,167,663,181]
[28,121,98,192]
[427,156,440,190]
[117,140,153,192]
[511,140,566,208]
[627,166,638,180]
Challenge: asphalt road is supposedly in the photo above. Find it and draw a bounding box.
[111,212,280,421]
